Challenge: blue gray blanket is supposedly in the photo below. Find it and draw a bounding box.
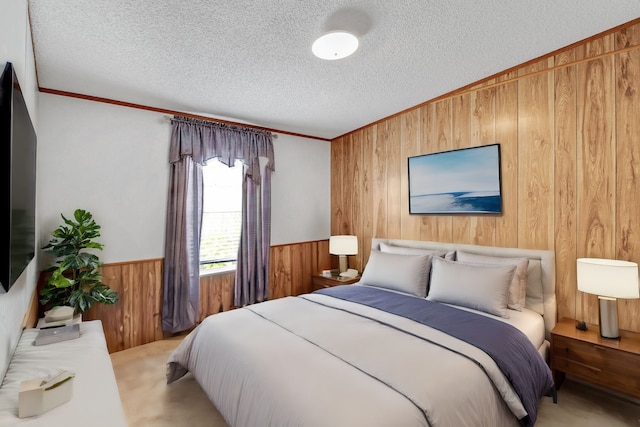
[315,285,553,427]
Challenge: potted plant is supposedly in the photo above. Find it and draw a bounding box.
[40,209,118,314]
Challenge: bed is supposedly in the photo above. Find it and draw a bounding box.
[167,238,557,426]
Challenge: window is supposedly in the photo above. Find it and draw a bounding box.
[200,159,243,274]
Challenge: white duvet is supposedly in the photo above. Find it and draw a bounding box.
[167,292,531,427]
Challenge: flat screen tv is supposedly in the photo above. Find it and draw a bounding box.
[408,144,502,214]
[0,62,37,292]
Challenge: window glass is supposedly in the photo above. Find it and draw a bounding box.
[200,159,243,273]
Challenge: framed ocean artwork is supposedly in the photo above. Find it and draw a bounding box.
[408,144,502,214]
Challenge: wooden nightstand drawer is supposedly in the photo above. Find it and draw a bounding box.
[552,354,640,395]
[550,318,640,400]
[552,335,640,378]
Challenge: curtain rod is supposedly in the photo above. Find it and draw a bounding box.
[163,115,278,138]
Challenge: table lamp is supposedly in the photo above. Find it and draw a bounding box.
[329,235,358,273]
[576,258,639,339]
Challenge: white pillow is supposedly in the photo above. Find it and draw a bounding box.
[379,242,447,258]
[427,257,514,318]
[455,251,528,311]
[360,250,432,297]
[444,250,456,261]
[523,259,544,315]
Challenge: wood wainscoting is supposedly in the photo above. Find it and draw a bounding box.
[75,239,331,353]
[82,258,164,353]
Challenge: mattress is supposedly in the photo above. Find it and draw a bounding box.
[445,302,546,350]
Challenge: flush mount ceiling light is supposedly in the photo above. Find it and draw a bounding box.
[312,31,359,60]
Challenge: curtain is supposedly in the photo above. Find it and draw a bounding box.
[162,116,275,333]
[234,160,272,306]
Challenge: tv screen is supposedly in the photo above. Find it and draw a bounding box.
[408,144,502,214]
[0,62,37,292]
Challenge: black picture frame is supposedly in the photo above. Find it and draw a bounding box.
[408,144,502,215]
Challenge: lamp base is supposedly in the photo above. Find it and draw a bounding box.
[338,255,348,273]
[598,296,620,339]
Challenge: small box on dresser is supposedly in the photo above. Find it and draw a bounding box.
[311,273,360,291]
[550,317,640,400]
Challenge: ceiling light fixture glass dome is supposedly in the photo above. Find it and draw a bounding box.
[312,31,359,60]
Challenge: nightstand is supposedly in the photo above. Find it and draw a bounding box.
[550,317,640,400]
[311,273,360,291]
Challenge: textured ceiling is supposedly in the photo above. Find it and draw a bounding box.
[29,1,640,140]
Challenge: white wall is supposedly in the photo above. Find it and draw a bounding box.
[37,94,331,263]
[271,134,331,245]
[37,95,171,263]
[0,0,40,381]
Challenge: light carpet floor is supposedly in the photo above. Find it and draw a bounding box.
[111,337,640,427]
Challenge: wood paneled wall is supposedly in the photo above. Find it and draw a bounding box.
[83,258,165,353]
[270,240,331,299]
[78,240,330,352]
[331,20,640,332]
[198,239,331,322]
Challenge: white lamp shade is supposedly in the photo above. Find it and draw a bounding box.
[577,258,640,299]
[329,235,358,256]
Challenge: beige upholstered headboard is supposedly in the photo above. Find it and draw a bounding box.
[371,238,557,340]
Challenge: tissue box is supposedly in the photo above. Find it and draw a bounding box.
[19,371,75,418]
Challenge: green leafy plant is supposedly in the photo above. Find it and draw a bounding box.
[40,209,118,313]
